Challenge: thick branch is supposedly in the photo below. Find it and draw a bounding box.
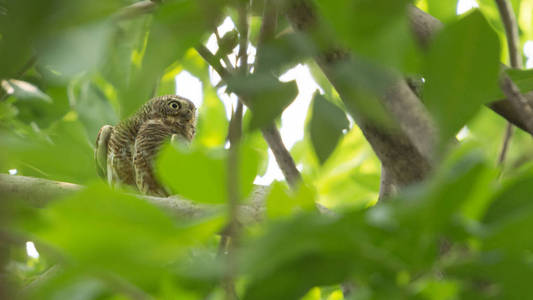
[286,0,434,189]
[0,174,266,224]
[499,75,533,133]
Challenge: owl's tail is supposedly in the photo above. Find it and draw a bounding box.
[95,125,113,179]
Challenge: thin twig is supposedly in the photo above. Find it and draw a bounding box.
[195,45,231,79]
[195,44,301,189]
[495,0,529,166]
[498,122,513,166]
[495,0,522,69]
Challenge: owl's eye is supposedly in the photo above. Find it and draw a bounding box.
[168,101,181,110]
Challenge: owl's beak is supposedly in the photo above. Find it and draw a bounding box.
[180,109,194,121]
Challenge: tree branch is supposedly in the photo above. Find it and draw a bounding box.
[495,0,523,165]
[285,0,434,193]
[495,0,522,69]
[194,45,301,189]
[254,0,302,188]
[0,174,266,224]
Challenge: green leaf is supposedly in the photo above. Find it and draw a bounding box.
[426,0,458,23]
[2,79,51,102]
[195,86,228,148]
[423,10,501,143]
[316,0,418,72]
[215,29,239,59]
[68,77,118,141]
[30,183,222,288]
[228,74,298,130]
[240,136,263,199]
[0,118,97,184]
[309,93,349,164]
[482,171,533,226]
[241,210,403,300]
[505,68,533,94]
[266,181,316,220]
[255,32,315,76]
[38,21,114,80]
[157,137,261,204]
[157,143,227,204]
[122,0,221,118]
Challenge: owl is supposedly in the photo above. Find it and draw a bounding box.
[95,95,196,197]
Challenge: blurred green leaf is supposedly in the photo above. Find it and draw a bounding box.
[256,32,315,76]
[240,136,263,199]
[157,143,227,204]
[0,117,97,184]
[228,74,298,130]
[122,0,222,118]
[505,68,533,94]
[423,10,500,143]
[426,0,458,23]
[29,183,222,289]
[309,93,349,164]
[157,136,261,203]
[2,79,51,103]
[38,21,114,80]
[195,86,228,148]
[266,181,316,220]
[68,77,118,141]
[215,29,238,59]
[316,0,418,72]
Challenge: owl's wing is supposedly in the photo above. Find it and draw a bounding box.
[95,125,113,179]
[133,120,172,197]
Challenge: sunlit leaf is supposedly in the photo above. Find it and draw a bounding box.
[425,0,458,23]
[157,143,227,204]
[266,181,316,219]
[195,86,228,148]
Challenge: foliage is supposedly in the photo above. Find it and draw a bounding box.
[2,0,533,299]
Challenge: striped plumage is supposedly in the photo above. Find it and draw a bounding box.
[95,95,196,197]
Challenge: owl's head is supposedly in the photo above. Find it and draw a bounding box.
[148,95,196,125]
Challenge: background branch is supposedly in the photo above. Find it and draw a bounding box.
[495,0,522,166]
